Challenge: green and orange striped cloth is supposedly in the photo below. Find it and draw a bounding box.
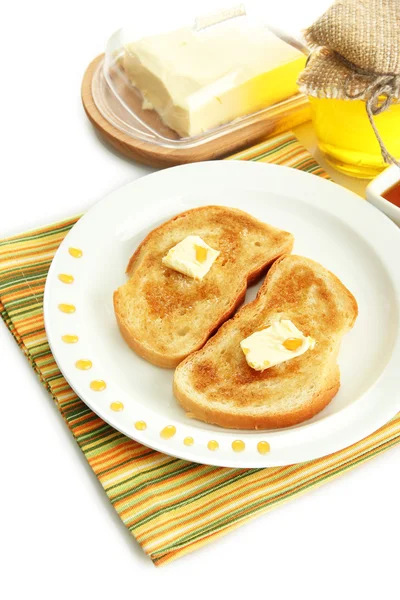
[2,132,400,566]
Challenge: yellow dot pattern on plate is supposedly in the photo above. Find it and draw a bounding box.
[207,440,219,451]
[68,247,83,258]
[61,334,78,343]
[58,273,74,284]
[183,436,194,446]
[232,440,245,452]
[75,359,92,370]
[135,421,147,431]
[110,401,124,412]
[58,303,76,314]
[257,441,271,455]
[90,380,106,392]
[160,425,176,439]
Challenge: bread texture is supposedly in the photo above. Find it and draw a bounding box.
[174,255,358,429]
[114,206,294,367]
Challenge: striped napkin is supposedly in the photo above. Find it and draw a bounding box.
[1,132,399,566]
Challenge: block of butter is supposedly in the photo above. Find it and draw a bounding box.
[240,319,315,371]
[122,24,305,137]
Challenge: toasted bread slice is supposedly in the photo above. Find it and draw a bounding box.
[114,206,294,367]
[174,255,358,429]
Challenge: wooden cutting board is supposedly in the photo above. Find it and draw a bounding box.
[81,54,311,168]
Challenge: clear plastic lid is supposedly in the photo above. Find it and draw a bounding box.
[92,4,308,150]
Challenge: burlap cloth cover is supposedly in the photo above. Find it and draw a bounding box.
[298,0,400,165]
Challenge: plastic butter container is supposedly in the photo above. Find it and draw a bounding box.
[87,5,310,165]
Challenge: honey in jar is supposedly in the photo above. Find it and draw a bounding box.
[309,97,400,179]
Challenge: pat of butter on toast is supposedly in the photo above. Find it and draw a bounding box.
[162,235,220,280]
[240,319,316,371]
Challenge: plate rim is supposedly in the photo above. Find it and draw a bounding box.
[44,160,400,468]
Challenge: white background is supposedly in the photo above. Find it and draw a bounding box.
[1,1,399,599]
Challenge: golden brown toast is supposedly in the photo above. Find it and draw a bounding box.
[174,255,358,428]
[114,206,294,367]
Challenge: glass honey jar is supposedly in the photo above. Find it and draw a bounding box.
[298,0,400,180]
[309,96,400,179]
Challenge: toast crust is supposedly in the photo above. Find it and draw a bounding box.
[174,376,340,429]
[114,206,294,367]
[173,255,358,428]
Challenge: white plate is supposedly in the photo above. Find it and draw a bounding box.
[44,161,400,468]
